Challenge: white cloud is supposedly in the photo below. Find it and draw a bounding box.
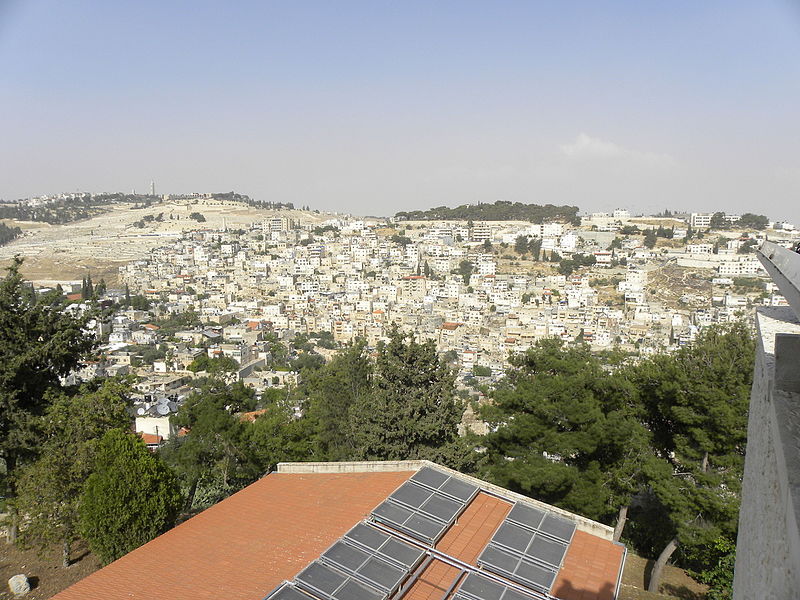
[559,133,675,168]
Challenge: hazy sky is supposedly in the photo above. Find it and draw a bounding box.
[1,1,799,222]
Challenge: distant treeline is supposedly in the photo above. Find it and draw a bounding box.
[0,222,22,246]
[396,200,580,224]
[218,192,295,211]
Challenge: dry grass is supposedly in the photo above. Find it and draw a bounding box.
[619,552,708,600]
[0,539,101,599]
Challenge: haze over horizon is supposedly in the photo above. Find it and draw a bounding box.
[1,1,799,223]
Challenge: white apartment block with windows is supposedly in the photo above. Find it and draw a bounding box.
[690,213,713,229]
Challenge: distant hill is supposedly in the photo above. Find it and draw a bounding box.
[0,193,144,225]
[395,201,580,224]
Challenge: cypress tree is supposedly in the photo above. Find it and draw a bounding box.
[79,430,182,564]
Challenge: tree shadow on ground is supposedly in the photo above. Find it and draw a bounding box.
[660,583,704,600]
[643,558,654,589]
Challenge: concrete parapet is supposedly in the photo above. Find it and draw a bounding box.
[277,460,423,474]
[733,307,800,599]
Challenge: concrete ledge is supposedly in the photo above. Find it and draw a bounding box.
[733,307,800,599]
[277,461,423,474]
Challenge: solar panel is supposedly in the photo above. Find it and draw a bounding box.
[295,562,347,598]
[357,557,406,592]
[372,468,477,543]
[538,514,576,543]
[372,495,450,543]
[419,494,462,522]
[334,579,384,600]
[264,583,314,600]
[458,572,506,600]
[492,522,535,553]
[410,466,449,489]
[478,538,564,594]
[346,523,388,551]
[479,544,520,576]
[323,542,371,572]
[403,512,447,542]
[373,501,414,526]
[440,477,478,502]
[295,561,385,600]
[478,547,557,593]
[502,587,538,600]
[482,500,574,590]
[342,523,425,570]
[321,535,420,595]
[379,538,425,569]
[489,521,568,570]
[514,558,556,591]
[506,503,545,531]
[390,481,431,509]
[527,535,568,568]
[456,573,540,600]
[409,467,479,504]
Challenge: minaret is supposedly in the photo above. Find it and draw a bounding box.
[150,180,155,196]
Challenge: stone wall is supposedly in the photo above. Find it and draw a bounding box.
[733,307,800,598]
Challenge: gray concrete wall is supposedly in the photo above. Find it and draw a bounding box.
[733,307,800,599]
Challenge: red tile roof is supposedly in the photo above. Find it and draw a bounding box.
[239,408,268,422]
[404,559,462,600]
[551,531,625,600]
[403,492,512,600]
[137,432,162,445]
[435,492,511,565]
[52,470,411,600]
[52,463,625,600]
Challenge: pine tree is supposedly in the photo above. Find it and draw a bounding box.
[160,381,258,509]
[15,379,132,566]
[481,339,656,523]
[306,340,372,461]
[0,258,96,542]
[633,323,754,593]
[349,327,468,468]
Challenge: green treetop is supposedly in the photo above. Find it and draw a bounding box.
[481,339,655,525]
[349,327,469,468]
[15,378,133,566]
[305,339,372,461]
[631,323,754,593]
[79,429,182,564]
[0,257,96,541]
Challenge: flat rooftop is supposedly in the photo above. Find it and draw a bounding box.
[52,461,625,600]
